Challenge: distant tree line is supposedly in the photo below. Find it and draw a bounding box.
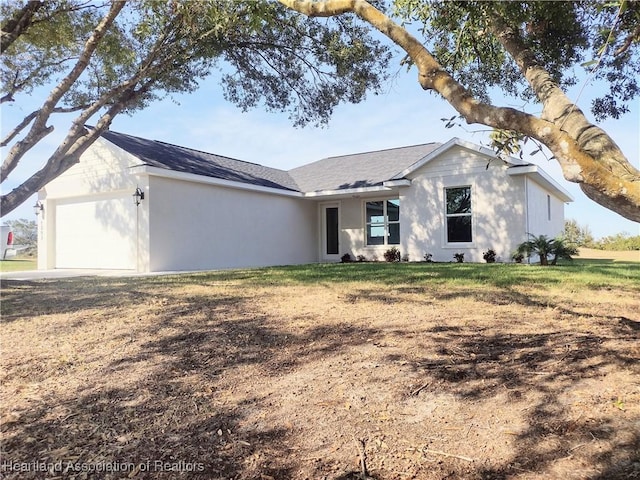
[563,219,640,251]
[4,218,37,256]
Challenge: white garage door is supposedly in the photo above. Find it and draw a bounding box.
[55,195,137,269]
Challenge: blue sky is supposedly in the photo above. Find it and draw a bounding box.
[1,62,638,239]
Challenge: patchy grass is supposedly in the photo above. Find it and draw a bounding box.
[1,261,639,479]
[0,257,36,273]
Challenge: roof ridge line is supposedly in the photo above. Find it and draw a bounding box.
[322,142,441,160]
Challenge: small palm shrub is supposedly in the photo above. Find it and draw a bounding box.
[550,238,578,265]
[516,234,577,266]
[453,252,464,263]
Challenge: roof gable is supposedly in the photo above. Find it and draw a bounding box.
[289,143,442,193]
[390,137,528,180]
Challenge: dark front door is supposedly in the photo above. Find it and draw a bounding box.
[325,207,339,255]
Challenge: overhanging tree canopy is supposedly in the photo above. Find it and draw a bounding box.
[280,0,640,222]
[0,0,390,216]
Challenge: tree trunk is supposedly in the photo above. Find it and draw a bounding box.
[279,0,640,223]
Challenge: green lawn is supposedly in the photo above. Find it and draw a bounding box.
[142,257,640,292]
[0,257,37,272]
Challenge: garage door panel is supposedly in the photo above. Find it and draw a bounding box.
[55,196,136,269]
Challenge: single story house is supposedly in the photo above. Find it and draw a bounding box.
[36,130,572,271]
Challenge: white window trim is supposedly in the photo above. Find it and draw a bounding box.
[363,197,400,247]
[443,185,474,248]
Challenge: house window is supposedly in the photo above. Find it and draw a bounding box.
[547,194,551,221]
[445,186,472,243]
[366,199,400,245]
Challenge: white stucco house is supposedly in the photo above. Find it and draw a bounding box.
[36,130,572,272]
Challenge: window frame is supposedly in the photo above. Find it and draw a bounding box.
[364,198,400,246]
[444,185,473,246]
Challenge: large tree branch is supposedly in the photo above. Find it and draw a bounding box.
[0,16,193,216]
[0,0,44,54]
[1,0,125,183]
[279,0,640,222]
[0,85,145,216]
[0,104,90,148]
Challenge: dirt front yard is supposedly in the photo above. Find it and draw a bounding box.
[1,262,639,479]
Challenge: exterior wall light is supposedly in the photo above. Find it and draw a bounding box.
[133,186,145,206]
[33,200,44,216]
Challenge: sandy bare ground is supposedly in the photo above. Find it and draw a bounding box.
[1,263,639,479]
[577,248,639,262]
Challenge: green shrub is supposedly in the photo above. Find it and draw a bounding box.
[384,247,401,262]
[512,252,525,263]
[516,235,577,266]
[594,233,640,251]
[482,249,497,263]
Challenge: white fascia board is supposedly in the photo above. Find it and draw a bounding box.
[303,185,394,199]
[508,165,574,202]
[383,179,411,187]
[130,165,304,198]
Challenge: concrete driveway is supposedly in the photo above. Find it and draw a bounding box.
[0,269,142,280]
[0,268,206,281]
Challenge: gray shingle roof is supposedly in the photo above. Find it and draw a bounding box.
[100,130,442,194]
[288,143,442,192]
[100,130,300,191]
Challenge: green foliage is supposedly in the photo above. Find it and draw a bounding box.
[593,232,640,251]
[384,246,401,262]
[516,234,577,266]
[392,0,640,121]
[1,1,390,122]
[341,253,353,263]
[1,0,393,215]
[453,252,465,263]
[564,221,639,251]
[563,219,595,248]
[5,218,36,255]
[482,249,497,263]
[169,260,640,291]
[549,238,578,266]
[512,252,525,263]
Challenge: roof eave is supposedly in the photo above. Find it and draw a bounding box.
[130,165,304,198]
[508,165,574,202]
[302,185,398,199]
